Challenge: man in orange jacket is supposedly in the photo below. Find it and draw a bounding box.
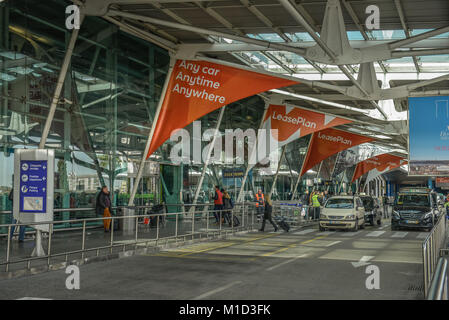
[213,185,224,224]
[255,189,265,221]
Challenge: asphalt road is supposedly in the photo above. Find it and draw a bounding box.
[0,219,426,300]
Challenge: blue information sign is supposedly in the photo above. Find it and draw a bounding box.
[409,96,449,175]
[19,160,47,213]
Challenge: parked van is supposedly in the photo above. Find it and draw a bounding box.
[392,187,441,231]
[319,195,366,231]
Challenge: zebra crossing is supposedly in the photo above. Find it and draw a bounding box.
[292,227,429,240]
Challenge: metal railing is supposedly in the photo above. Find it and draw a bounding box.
[0,203,256,273]
[427,257,448,300]
[0,201,320,274]
[272,203,316,225]
[423,213,447,297]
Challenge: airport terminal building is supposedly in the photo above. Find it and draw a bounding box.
[0,0,449,302]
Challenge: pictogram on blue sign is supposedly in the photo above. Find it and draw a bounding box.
[19,160,47,213]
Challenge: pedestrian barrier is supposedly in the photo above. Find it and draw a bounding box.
[0,201,321,274]
[427,257,448,300]
[423,212,447,298]
[0,203,255,273]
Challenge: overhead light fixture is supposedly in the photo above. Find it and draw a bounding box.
[270,89,372,116]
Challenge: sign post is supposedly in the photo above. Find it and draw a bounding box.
[14,149,54,257]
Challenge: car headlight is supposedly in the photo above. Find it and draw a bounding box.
[320,214,327,219]
[423,212,433,220]
[345,214,355,220]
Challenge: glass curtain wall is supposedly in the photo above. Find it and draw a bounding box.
[0,0,332,232]
[0,0,168,230]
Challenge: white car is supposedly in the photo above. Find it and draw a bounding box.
[319,196,366,231]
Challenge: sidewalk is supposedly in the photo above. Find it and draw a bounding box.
[0,215,246,274]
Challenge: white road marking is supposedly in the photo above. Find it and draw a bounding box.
[339,231,362,237]
[379,224,390,230]
[293,229,315,235]
[17,297,52,300]
[366,231,386,237]
[265,254,307,271]
[391,231,408,238]
[316,231,335,236]
[416,232,429,239]
[325,241,341,247]
[351,256,375,268]
[192,281,242,300]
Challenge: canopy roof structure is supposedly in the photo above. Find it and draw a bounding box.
[1,0,448,161]
[73,0,449,152]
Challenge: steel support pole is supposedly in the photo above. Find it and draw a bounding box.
[283,148,296,193]
[269,145,286,198]
[237,104,269,202]
[31,230,46,257]
[39,13,84,148]
[338,169,347,194]
[127,57,175,207]
[190,106,226,212]
[291,136,312,200]
[314,161,323,191]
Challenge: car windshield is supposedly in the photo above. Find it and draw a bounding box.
[325,198,354,209]
[395,194,430,207]
[361,197,374,210]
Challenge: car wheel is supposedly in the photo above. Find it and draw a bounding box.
[391,225,398,231]
[319,225,325,231]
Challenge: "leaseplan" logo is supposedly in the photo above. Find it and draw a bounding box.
[317,132,352,145]
[271,111,317,128]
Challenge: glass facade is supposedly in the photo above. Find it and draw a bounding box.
[0,0,170,230]
[0,0,345,233]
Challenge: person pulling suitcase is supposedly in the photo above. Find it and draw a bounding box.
[259,195,278,232]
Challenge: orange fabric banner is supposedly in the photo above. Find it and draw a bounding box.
[262,104,352,146]
[146,59,298,158]
[300,128,374,176]
[351,153,406,183]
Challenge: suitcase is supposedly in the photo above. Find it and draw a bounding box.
[232,215,240,227]
[148,204,164,228]
[277,219,290,232]
[149,216,158,228]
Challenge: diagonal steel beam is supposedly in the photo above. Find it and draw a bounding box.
[279,0,337,62]
[387,25,449,50]
[39,13,85,148]
[194,2,301,74]
[240,0,324,74]
[278,0,388,120]
[240,0,291,42]
[394,0,421,73]
[106,9,307,56]
[341,0,388,73]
